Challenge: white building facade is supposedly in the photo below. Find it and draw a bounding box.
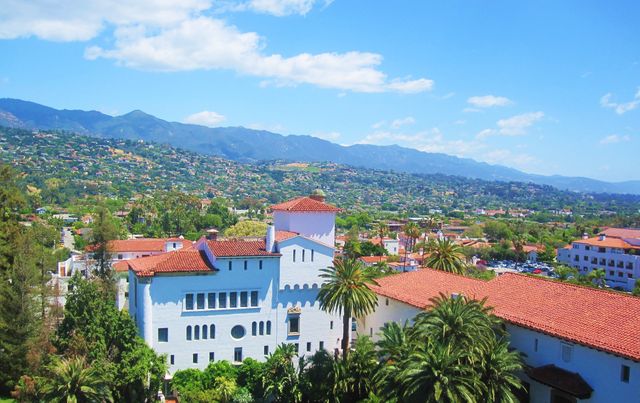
[557,229,640,291]
[126,195,345,371]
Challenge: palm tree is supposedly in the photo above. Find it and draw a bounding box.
[375,221,388,245]
[40,356,112,403]
[374,321,411,400]
[479,338,523,403]
[424,238,467,274]
[402,222,421,272]
[588,268,606,288]
[511,235,526,270]
[400,342,481,403]
[317,258,379,359]
[263,343,302,403]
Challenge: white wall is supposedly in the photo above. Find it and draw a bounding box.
[273,211,336,247]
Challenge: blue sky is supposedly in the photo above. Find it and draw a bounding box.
[1,0,639,181]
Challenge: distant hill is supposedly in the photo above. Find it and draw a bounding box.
[2,98,639,195]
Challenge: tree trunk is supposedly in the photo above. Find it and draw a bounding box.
[342,310,350,359]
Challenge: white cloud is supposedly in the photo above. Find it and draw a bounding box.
[496,111,544,136]
[600,88,640,115]
[480,149,537,170]
[475,129,495,139]
[246,122,286,132]
[390,116,415,129]
[463,107,481,113]
[311,131,341,140]
[357,128,481,157]
[2,1,432,93]
[599,134,631,145]
[85,17,433,93]
[467,95,512,108]
[371,121,385,129]
[184,110,226,127]
[0,0,211,41]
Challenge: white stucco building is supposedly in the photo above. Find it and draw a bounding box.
[557,228,640,291]
[360,269,640,403]
[123,194,345,371]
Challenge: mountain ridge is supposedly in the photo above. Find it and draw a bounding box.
[1,97,639,195]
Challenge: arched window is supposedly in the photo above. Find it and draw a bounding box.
[194,325,200,340]
[186,325,192,341]
[210,324,216,339]
[266,321,271,335]
[259,321,264,335]
[252,321,257,336]
[203,324,208,339]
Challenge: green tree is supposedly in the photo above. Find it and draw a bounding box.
[424,238,467,274]
[224,220,267,237]
[588,268,606,288]
[90,206,119,281]
[479,338,523,403]
[262,344,302,403]
[40,356,113,403]
[317,258,379,359]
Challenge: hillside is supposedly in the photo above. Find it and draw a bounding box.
[2,126,639,216]
[2,98,639,195]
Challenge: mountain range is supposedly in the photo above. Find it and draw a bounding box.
[1,98,639,195]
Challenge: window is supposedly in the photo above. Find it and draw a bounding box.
[118,254,123,260]
[561,343,573,363]
[259,260,263,270]
[266,321,272,335]
[210,324,215,339]
[240,291,248,308]
[194,325,200,340]
[244,260,248,270]
[306,342,311,352]
[230,292,238,308]
[302,249,305,262]
[231,325,246,340]
[311,250,314,262]
[185,293,194,310]
[234,347,243,363]
[264,345,269,355]
[330,321,334,330]
[293,249,296,262]
[259,321,264,335]
[158,328,168,343]
[250,291,258,307]
[385,298,389,306]
[534,338,538,352]
[209,352,215,362]
[369,328,373,337]
[252,322,257,336]
[173,242,177,248]
[294,343,299,353]
[203,325,208,339]
[289,317,300,335]
[228,261,232,271]
[170,355,175,365]
[193,353,198,364]
[621,365,630,383]
[197,293,205,310]
[208,293,216,309]
[186,326,192,341]
[218,292,227,309]
[319,341,324,350]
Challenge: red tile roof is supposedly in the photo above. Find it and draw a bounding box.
[601,228,640,239]
[207,240,280,257]
[87,238,191,253]
[359,255,389,264]
[574,236,632,249]
[372,269,640,361]
[127,250,216,277]
[271,197,341,212]
[275,230,299,242]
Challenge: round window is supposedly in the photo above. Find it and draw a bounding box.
[231,325,246,339]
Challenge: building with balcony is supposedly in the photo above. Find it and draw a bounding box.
[556,228,640,291]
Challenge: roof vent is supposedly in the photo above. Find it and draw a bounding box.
[599,234,606,241]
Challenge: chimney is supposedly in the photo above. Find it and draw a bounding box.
[599,234,606,241]
[266,225,276,253]
[582,233,589,240]
[206,228,219,241]
[309,189,326,203]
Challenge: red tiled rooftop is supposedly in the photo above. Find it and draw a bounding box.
[87,238,192,253]
[207,240,280,257]
[600,228,640,239]
[127,250,216,277]
[271,197,341,212]
[372,269,640,361]
[574,236,632,249]
[275,230,299,242]
[359,255,389,264]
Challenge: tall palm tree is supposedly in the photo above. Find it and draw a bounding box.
[375,221,388,245]
[402,222,421,272]
[40,356,112,403]
[479,338,523,403]
[424,238,467,274]
[374,321,411,400]
[511,235,526,270]
[318,258,379,359]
